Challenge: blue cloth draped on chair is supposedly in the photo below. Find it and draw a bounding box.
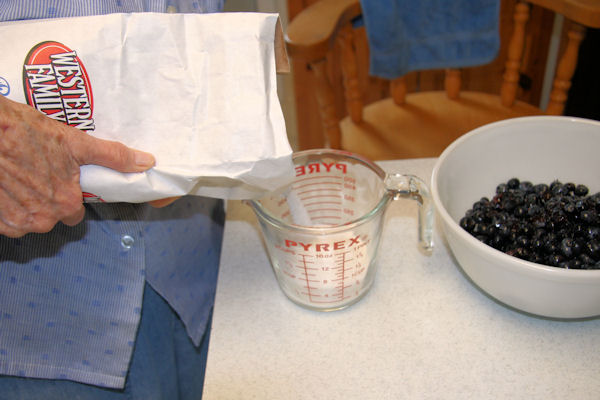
[358,0,501,79]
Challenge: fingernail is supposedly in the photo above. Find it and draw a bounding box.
[134,151,155,168]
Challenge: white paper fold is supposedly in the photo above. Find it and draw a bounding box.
[1,12,294,202]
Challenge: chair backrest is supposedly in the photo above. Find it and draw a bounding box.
[285,0,600,159]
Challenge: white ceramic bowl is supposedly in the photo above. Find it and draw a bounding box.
[431,116,600,319]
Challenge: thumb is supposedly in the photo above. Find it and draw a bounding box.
[67,129,155,173]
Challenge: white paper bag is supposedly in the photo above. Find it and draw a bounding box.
[0,12,294,202]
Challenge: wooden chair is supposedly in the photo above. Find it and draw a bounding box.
[285,0,600,160]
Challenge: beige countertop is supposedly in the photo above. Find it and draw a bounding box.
[203,157,600,400]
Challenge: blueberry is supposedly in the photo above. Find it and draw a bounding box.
[519,181,534,192]
[460,217,473,231]
[590,193,600,207]
[507,178,520,189]
[560,238,576,259]
[472,223,487,235]
[496,183,508,194]
[514,205,528,218]
[550,180,563,191]
[570,259,584,269]
[580,210,598,224]
[586,226,600,240]
[498,224,511,237]
[579,253,595,267]
[551,183,569,196]
[575,184,589,196]
[575,199,586,212]
[563,201,576,214]
[544,240,558,255]
[515,235,529,248]
[502,198,517,212]
[531,215,546,229]
[531,238,544,252]
[528,205,543,217]
[490,235,504,248]
[492,214,507,227]
[573,238,584,257]
[534,183,549,196]
[525,193,538,205]
[585,240,600,260]
[472,210,486,223]
[474,235,486,243]
[573,224,586,238]
[564,182,576,195]
[462,178,600,269]
[530,253,545,264]
[585,261,600,270]
[558,260,573,269]
[547,254,565,267]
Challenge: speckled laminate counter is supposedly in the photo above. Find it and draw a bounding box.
[203,158,600,400]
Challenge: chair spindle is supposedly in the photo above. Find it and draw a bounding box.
[391,77,407,105]
[546,21,586,115]
[501,1,530,107]
[444,69,461,99]
[338,25,363,123]
[310,59,342,148]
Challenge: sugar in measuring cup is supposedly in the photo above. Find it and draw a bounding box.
[247,149,434,311]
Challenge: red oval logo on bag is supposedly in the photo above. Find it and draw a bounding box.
[22,41,95,131]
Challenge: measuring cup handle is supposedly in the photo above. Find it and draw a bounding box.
[385,174,434,251]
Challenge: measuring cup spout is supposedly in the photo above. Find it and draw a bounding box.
[384,174,434,252]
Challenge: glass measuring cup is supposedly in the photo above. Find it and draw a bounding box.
[247,149,434,311]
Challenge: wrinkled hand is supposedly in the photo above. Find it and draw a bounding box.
[0,95,156,237]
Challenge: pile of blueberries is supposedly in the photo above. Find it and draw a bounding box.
[460,178,600,269]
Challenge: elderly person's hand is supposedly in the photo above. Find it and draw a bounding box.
[0,95,164,237]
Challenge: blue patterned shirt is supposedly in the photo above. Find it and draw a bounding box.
[0,0,225,389]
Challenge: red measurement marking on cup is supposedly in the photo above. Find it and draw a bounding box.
[304,196,343,223]
[293,175,343,184]
[330,251,354,300]
[290,251,356,303]
[297,189,342,200]
[293,176,342,192]
[292,175,346,225]
[308,208,339,214]
[301,194,342,201]
[305,201,342,207]
[298,191,340,198]
[295,254,320,301]
[305,202,342,222]
[296,182,342,193]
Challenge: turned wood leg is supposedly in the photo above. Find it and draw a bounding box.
[444,69,461,99]
[501,1,529,107]
[546,22,586,115]
[310,59,342,149]
[390,77,407,105]
[338,26,363,123]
